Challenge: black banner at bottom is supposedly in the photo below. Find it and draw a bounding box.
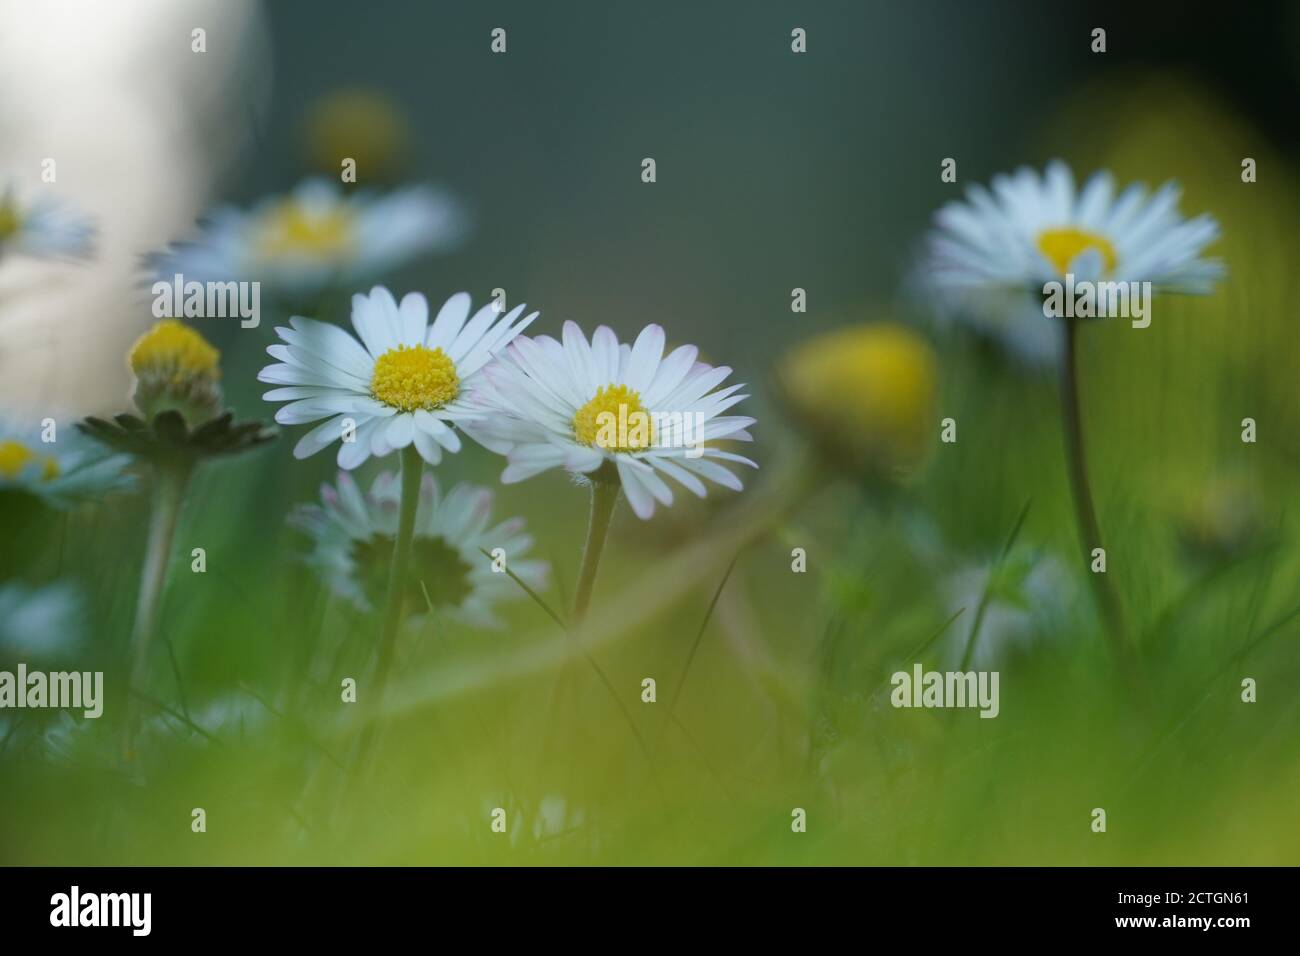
[0,866,1279,941]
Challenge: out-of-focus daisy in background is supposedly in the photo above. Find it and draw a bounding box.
[921,161,1226,679]
[0,416,132,508]
[260,287,536,469]
[0,580,84,662]
[938,548,1079,671]
[919,160,1224,365]
[292,471,547,629]
[0,582,87,762]
[152,179,467,310]
[0,183,95,263]
[467,321,757,521]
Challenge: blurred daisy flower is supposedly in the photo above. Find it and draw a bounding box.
[0,184,95,262]
[939,548,1079,670]
[154,693,271,745]
[777,322,935,481]
[466,322,757,520]
[0,417,132,507]
[151,178,465,306]
[292,471,547,628]
[922,160,1223,363]
[0,581,83,662]
[260,287,536,469]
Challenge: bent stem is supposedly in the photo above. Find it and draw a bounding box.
[1059,318,1139,685]
[570,477,620,625]
[352,444,423,776]
[124,460,192,757]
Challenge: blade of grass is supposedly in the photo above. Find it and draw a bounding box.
[164,636,191,724]
[480,546,567,630]
[960,499,1032,671]
[668,552,740,714]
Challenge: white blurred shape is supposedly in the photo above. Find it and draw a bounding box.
[0,0,269,413]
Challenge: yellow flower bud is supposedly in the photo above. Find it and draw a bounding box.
[301,88,410,183]
[778,323,937,478]
[128,320,223,424]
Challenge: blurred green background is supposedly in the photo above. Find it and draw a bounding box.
[2,0,1299,865]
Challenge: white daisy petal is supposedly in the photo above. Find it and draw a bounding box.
[385,413,416,449]
[625,323,665,393]
[616,460,657,519]
[646,456,708,497]
[501,444,568,483]
[449,302,503,362]
[591,326,621,384]
[427,292,472,350]
[293,414,353,459]
[641,344,699,406]
[412,428,443,465]
[283,317,376,380]
[398,292,430,345]
[350,290,396,358]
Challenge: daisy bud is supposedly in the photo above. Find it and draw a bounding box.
[778,323,936,479]
[1176,478,1266,566]
[301,88,410,182]
[128,319,223,425]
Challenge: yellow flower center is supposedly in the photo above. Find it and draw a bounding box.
[0,196,21,240]
[1036,226,1117,276]
[573,385,655,452]
[0,440,59,481]
[129,320,221,381]
[256,200,354,259]
[370,345,459,411]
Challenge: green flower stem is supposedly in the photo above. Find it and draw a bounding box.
[352,444,423,774]
[124,460,192,755]
[570,478,621,625]
[1059,318,1139,682]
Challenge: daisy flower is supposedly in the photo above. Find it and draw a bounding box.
[0,184,95,261]
[0,417,132,508]
[151,178,465,304]
[922,162,1224,677]
[927,160,1222,294]
[465,322,757,520]
[260,287,537,469]
[922,160,1223,363]
[292,471,547,628]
